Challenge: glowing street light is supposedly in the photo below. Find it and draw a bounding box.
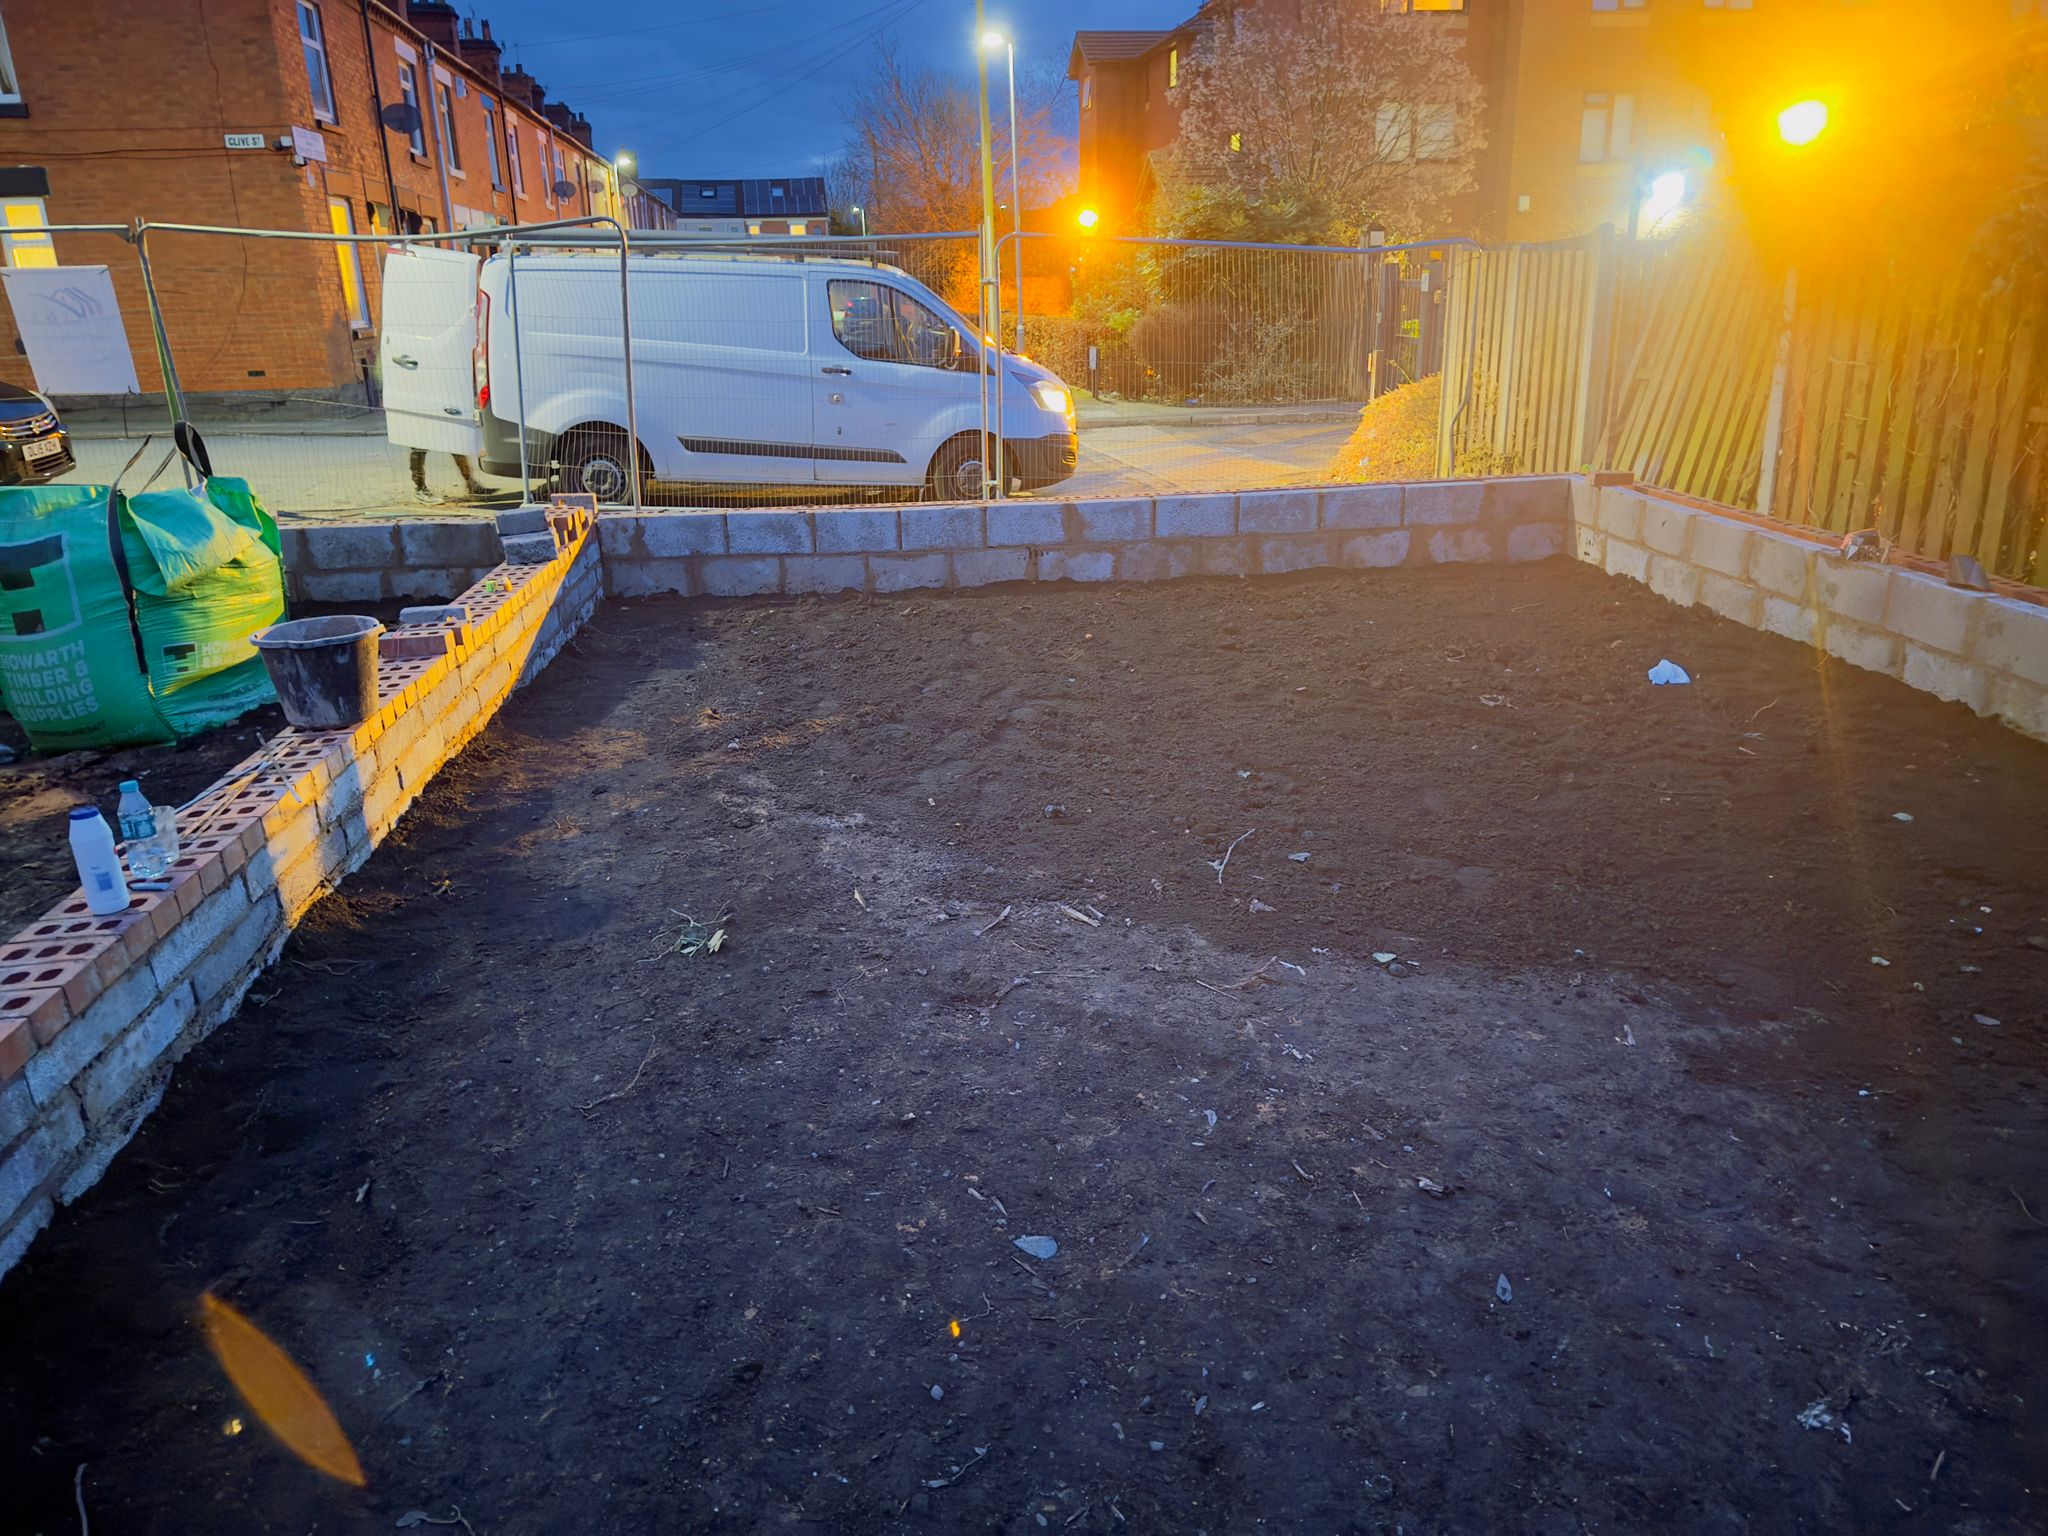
[1639,170,1687,231]
[1777,99,1829,147]
[850,203,868,236]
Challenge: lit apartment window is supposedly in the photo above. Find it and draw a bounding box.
[397,62,426,156]
[482,97,504,189]
[1579,92,1635,161]
[1081,76,1092,110]
[298,3,336,121]
[1591,0,1648,10]
[1229,131,1242,152]
[506,123,524,193]
[435,80,461,171]
[0,197,54,267]
[0,12,22,106]
[1168,47,1179,88]
[328,199,369,331]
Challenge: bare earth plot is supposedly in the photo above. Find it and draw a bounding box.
[2,562,2046,1533]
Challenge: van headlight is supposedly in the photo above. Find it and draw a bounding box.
[1030,381,1071,416]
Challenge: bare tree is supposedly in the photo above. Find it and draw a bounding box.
[1164,3,1486,242]
[838,38,1072,232]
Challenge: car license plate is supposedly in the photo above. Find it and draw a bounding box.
[23,436,61,462]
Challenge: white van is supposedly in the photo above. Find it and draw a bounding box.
[379,246,1077,503]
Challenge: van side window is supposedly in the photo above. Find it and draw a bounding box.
[828,280,957,369]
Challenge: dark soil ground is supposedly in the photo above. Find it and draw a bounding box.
[4,561,2047,1535]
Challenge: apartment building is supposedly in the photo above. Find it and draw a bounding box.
[0,0,673,399]
[1072,1,2038,243]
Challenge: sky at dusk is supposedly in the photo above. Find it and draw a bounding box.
[464,0,1195,180]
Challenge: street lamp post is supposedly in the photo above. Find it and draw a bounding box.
[973,0,1000,499]
[851,204,869,236]
[983,31,1025,352]
[614,151,636,226]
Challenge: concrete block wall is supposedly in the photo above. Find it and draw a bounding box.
[594,478,1575,598]
[0,519,602,1279]
[1570,480,2048,743]
[281,520,506,605]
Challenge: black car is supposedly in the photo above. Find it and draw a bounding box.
[0,381,73,486]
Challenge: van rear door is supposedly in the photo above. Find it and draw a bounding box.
[380,245,484,455]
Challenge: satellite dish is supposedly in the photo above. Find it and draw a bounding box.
[379,103,422,135]
[552,179,579,200]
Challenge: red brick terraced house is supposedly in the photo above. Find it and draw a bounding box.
[0,0,674,402]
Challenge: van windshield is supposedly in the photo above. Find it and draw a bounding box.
[827,279,964,370]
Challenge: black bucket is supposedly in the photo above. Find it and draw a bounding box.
[250,615,385,729]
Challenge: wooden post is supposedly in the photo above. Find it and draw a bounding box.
[1753,265,1800,518]
[1569,226,1618,470]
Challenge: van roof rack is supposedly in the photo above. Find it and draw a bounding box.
[499,232,962,282]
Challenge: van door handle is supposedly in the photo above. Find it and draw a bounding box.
[820,365,853,376]
[392,354,420,369]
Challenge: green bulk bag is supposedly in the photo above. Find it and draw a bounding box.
[0,475,284,752]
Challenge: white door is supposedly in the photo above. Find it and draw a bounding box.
[812,276,971,488]
[633,267,816,485]
[380,245,484,455]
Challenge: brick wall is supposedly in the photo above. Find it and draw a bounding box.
[595,479,1573,598]
[0,513,601,1279]
[0,1,637,399]
[1568,480,2048,743]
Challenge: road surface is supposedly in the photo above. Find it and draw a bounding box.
[54,415,1355,522]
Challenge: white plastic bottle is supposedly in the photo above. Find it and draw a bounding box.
[70,806,131,915]
[117,779,168,880]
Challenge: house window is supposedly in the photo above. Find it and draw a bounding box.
[1591,0,1647,10]
[1416,102,1456,159]
[328,199,369,331]
[506,123,524,193]
[1,197,55,267]
[1168,47,1179,88]
[482,97,503,189]
[0,12,21,106]
[397,62,426,156]
[1374,104,1412,159]
[298,3,337,121]
[1579,92,1635,161]
[1081,76,1092,110]
[553,146,567,194]
[435,80,461,171]
[1229,131,1242,152]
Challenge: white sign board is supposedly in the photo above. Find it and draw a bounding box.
[223,132,265,150]
[0,266,142,396]
[291,125,327,163]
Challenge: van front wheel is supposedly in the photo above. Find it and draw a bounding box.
[927,433,994,502]
[558,425,640,505]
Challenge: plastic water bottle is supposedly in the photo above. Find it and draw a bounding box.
[70,807,131,915]
[117,779,171,880]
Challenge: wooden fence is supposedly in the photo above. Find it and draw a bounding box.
[1439,230,2048,585]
